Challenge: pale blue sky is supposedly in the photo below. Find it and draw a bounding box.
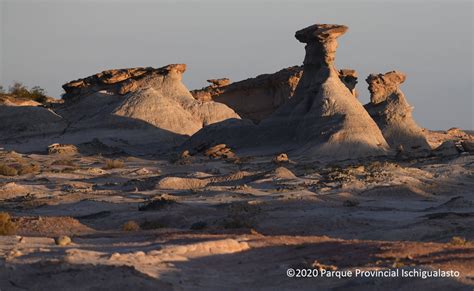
[1,0,472,129]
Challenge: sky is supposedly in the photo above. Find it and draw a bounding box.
[0,0,472,129]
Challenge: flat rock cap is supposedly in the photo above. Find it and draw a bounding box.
[366,70,406,85]
[295,24,348,43]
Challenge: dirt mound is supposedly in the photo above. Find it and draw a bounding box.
[14,216,94,236]
[270,167,297,180]
[364,71,431,153]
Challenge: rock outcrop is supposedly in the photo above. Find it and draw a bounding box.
[191,66,303,122]
[186,24,390,160]
[338,69,358,97]
[364,71,431,153]
[191,66,360,123]
[59,64,239,137]
[1,64,240,153]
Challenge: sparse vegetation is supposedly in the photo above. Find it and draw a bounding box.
[449,236,467,246]
[0,82,49,103]
[122,220,140,231]
[17,162,41,175]
[51,159,76,166]
[0,163,18,176]
[138,197,177,211]
[0,212,17,235]
[104,159,124,169]
[140,220,166,230]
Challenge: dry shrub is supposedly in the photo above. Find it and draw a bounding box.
[0,212,17,235]
[104,159,124,169]
[0,163,18,176]
[51,159,76,166]
[450,236,467,246]
[17,162,40,175]
[122,220,140,231]
[138,197,176,211]
[140,220,166,230]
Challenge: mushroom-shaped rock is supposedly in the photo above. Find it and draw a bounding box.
[187,24,390,161]
[364,71,431,152]
[259,23,389,159]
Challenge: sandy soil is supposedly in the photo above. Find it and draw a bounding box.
[0,149,473,290]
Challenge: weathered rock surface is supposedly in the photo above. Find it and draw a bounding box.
[364,71,431,153]
[338,69,358,97]
[191,66,360,123]
[1,64,240,153]
[187,23,390,160]
[191,66,303,122]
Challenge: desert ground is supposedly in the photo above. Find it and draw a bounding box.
[0,23,473,290]
[0,139,473,290]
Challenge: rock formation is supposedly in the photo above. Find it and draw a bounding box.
[338,69,358,97]
[191,66,360,123]
[191,66,303,122]
[1,64,240,153]
[187,24,390,160]
[60,64,239,136]
[364,71,431,153]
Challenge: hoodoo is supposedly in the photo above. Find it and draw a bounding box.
[187,24,390,160]
[364,71,431,153]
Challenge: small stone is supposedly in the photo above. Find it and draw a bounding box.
[273,153,289,163]
[55,236,72,246]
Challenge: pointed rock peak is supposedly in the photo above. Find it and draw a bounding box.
[366,71,406,104]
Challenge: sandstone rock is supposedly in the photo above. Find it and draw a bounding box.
[62,65,186,100]
[424,128,473,149]
[338,69,358,97]
[186,24,390,161]
[47,143,78,155]
[207,78,231,87]
[364,71,431,153]
[434,140,461,156]
[191,66,303,122]
[461,140,474,152]
[55,235,72,246]
[192,66,359,122]
[204,144,236,159]
[273,153,289,163]
[52,64,241,153]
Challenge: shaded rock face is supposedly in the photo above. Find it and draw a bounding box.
[187,24,390,160]
[191,66,303,122]
[364,71,431,152]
